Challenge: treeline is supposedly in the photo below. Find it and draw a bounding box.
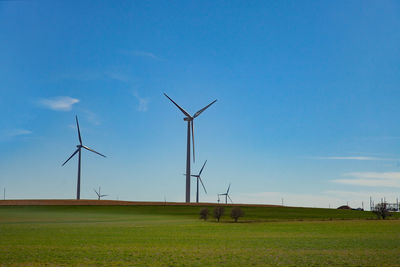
[199,207,244,222]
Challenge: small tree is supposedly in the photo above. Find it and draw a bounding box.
[213,206,225,222]
[373,203,391,220]
[231,207,244,222]
[199,208,209,221]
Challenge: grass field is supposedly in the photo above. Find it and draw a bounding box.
[1,204,400,266]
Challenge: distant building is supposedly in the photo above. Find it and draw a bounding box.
[337,205,351,210]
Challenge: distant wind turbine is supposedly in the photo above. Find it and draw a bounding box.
[164,93,217,203]
[94,186,107,200]
[218,184,233,204]
[191,160,208,203]
[62,116,106,200]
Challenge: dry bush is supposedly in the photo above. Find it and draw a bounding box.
[199,208,209,221]
[373,203,391,220]
[231,207,244,222]
[213,206,225,222]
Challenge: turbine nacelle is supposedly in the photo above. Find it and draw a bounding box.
[218,184,233,204]
[183,117,193,121]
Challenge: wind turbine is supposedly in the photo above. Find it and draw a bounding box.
[218,184,233,204]
[191,160,208,203]
[94,186,107,200]
[62,116,106,200]
[164,93,217,203]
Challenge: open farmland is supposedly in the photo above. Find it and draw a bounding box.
[1,202,400,266]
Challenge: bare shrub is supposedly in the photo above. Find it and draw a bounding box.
[230,207,244,222]
[199,208,209,221]
[213,206,225,222]
[373,203,391,220]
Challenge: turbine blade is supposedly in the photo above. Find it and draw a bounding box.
[62,148,80,166]
[76,116,82,145]
[199,177,207,194]
[193,99,217,118]
[164,93,191,118]
[101,194,108,197]
[82,145,106,158]
[93,189,100,197]
[191,121,195,162]
[199,160,207,175]
[228,195,233,203]
[190,175,198,177]
[227,183,231,194]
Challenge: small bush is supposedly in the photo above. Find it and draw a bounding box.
[213,206,225,222]
[373,203,391,220]
[199,208,209,221]
[231,207,244,222]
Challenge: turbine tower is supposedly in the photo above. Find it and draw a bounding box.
[62,116,106,200]
[164,93,217,203]
[94,186,108,200]
[191,160,208,203]
[218,184,233,204]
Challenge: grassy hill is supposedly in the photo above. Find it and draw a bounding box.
[1,203,400,265]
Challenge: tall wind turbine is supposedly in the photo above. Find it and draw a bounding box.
[62,116,106,200]
[191,160,208,203]
[164,93,217,203]
[94,186,107,200]
[218,184,233,204]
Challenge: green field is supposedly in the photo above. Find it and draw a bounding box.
[1,205,400,266]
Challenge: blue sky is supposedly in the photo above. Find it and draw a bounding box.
[1,1,400,208]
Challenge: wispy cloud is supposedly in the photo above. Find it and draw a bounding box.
[38,96,79,111]
[6,129,32,137]
[104,71,131,82]
[133,91,149,112]
[81,109,101,125]
[121,50,160,60]
[361,136,400,141]
[0,128,32,141]
[332,172,400,188]
[311,156,396,161]
[54,69,133,83]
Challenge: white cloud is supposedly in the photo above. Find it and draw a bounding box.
[6,129,32,137]
[104,71,130,82]
[0,129,32,141]
[121,50,160,60]
[311,156,396,161]
[332,172,400,188]
[133,91,149,112]
[38,96,79,111]
[81,109,101,125]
